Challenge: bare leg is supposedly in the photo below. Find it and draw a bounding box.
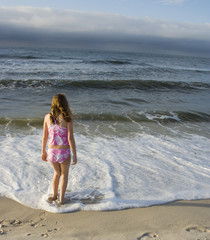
[60,156,71,204]
[50,162,61,200]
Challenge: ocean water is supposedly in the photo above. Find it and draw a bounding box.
[0,47,210,213]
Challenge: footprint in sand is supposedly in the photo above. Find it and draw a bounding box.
[137,232,159,240]
[1,219,23,227]
[30,211,48,228]
[0,221,5,234]
[10,219,23,226]
[39,211,47,217]
[186,226,210,233]
[40,228,61,238]
[37,213,61,239]
[186,226,210,240]
[41,233,50,238]
[0,219,23,236]
[0,228,4,235]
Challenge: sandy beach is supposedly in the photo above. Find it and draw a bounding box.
[0,197,210,240]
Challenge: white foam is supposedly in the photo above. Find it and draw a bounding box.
[0,132,210,213]
[145,111,180,122]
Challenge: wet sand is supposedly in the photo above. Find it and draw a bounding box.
[0,197,210,240]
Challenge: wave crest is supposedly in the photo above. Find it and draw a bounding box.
[1,79,209,91]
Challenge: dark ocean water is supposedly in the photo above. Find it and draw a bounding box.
[0,47,210,212]
[1,47,210,137]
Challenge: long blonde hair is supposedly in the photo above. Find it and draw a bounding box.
[50,94,73,124]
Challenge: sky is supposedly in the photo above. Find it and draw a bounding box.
[0,0,210,55]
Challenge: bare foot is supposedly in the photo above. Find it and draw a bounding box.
[59,198,70,205]
[47,196,58,204]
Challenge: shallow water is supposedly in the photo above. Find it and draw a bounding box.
[0,47,210,212]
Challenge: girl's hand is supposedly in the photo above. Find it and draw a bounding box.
[72,155,77,165]
[41,151,48,162]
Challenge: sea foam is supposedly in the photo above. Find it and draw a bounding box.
[0,132,210,213]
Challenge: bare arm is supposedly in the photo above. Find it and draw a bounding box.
[41,115,48,162]
[67,120,77,165]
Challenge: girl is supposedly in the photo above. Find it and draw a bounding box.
[41,93,77,205]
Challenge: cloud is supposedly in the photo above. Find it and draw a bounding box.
[0,6,209,55]
[1,6,209,39]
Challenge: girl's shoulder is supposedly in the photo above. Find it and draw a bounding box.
[44,113,51,119]
[44,113,54,128]
[44,113,52,125]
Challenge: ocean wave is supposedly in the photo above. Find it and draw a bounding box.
[1,79,210,91]
[1,111,209,129]
[147,66,210,75]
[79,111,210,123]
[82,59,132,65]
[0,118,43,128]
[0,54,39,60]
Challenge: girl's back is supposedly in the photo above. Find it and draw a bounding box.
[48,114,69,146]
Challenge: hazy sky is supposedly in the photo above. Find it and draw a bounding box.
[0,0,210,55]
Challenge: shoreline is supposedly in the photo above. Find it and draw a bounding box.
[0,197,210,239]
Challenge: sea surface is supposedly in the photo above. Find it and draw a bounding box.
[0,47,210,213]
